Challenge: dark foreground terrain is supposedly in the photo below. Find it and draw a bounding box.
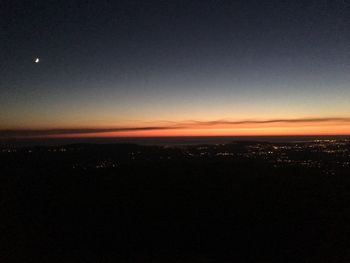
[1,139,350,262]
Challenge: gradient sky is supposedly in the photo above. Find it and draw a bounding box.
[1,0,350,138]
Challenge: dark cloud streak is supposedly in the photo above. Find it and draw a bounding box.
[1,117,350,138]
[0,126,181,138]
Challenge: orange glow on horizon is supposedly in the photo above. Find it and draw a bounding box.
[46,123,350,138]
[2,118,350,139]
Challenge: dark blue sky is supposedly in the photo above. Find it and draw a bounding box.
[1,0,350,136]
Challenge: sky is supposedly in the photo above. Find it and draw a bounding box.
[1,0,350,138]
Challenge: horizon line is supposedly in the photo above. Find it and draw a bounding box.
[1,117,350,139]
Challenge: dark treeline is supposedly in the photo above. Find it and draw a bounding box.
[1,142,350,262]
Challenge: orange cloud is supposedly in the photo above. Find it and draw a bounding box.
[1,117,350,138]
